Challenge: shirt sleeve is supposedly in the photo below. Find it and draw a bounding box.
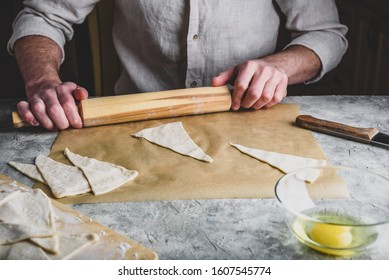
[7,0,100,63]
[275,0,348,83]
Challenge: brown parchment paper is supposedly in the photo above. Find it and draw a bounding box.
[34,104,346,204]
[0,173,157,259]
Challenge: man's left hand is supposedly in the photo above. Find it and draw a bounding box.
[212,59,288,111]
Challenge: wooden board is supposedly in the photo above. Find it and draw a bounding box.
[0,173,158,260]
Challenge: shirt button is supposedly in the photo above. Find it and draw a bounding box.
[191,81,198,88]
[192,34,199,41]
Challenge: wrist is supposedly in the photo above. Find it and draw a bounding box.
[14,35,63,98]
[261,45,321,84]
[25,77,62,98]
[261,53,290,77]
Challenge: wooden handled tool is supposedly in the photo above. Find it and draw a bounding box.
[295,115,379,143]
[13,86,232,128]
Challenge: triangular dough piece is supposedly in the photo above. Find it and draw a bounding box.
[8,161,45,183]
[35,155,91,198]
[0,189,56,245]
[64,148,138,195]
[132,122,213,163]
[230,143,327,174]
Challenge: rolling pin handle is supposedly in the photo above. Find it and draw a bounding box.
[12,111,32,128]
[295,115,379,143]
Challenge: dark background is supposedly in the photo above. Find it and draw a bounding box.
[1,0,388,100]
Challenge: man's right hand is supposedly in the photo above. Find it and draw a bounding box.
[17,82,88,131]
[12,35,89,131]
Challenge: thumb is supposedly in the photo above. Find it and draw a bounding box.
[73,86,89,101]
[211,68,234,86]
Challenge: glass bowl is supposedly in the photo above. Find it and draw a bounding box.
[275,166,389,256]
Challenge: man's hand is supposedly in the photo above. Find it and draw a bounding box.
[17,82,88,130]
[13,35,89,131]
[212,59,288,110]
[211,45,322,111]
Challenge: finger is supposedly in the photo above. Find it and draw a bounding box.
[73,86,89,101]
[250,77,278,110]
[57,85,84,129]
[240,72,268,109]
[264,75,288,108]
[264,85,288,108]
[29,98,57,131]
[232,65,257,110]
[17,101,40,126]
[61,81,88,101]
[211,68,234,87]
[40,92,69,130]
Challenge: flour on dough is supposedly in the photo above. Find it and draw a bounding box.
[230,143,326,179]
[64,148,138,195]
[0,180,103,260]
[35,155,91,198]
[8,161,45,183]
[132,122,213,162]
[48,232,100,260]
[30,234,59,254]
[0,223,54,245]
[0,189,20,207]
[0,241,49,260]
[0,232,99,260]
[0,178,30,194]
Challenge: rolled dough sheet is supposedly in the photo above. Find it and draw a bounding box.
[0,173,158,260]
[35,104,348,204]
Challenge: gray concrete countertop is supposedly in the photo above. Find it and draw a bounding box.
[1,95,389,260]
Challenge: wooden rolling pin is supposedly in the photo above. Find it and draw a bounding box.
[13,86,232,128]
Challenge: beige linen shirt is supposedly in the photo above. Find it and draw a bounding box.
[8,0,347,94]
